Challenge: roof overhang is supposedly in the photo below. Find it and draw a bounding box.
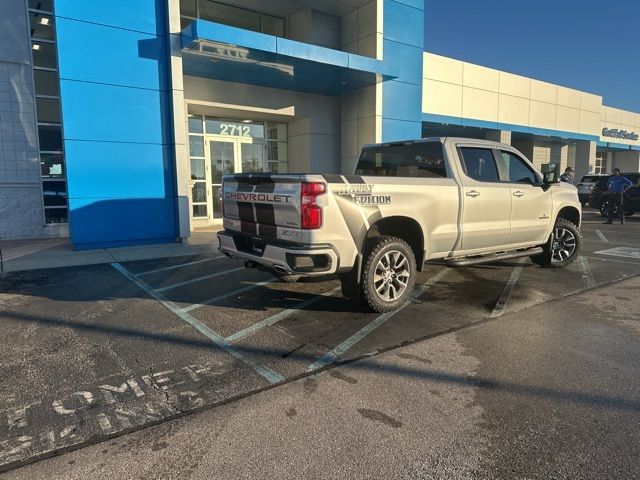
[181,20,396,96]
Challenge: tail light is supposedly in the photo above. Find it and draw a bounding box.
[301,182,326,229]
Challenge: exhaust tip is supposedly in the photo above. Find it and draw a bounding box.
[273,265,288,274]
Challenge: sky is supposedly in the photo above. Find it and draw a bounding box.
[424,0,640,112]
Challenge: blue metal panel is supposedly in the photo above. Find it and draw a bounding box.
[56,0,176,249]
[391,0,425,10]
[60,79,168,145]
[422,113,601,142]
[381,0,424,142]
[607,142,632,150]
[382,81,422,121]
[56,17,167,91]
[276,38,349,67]
[65,141,173,199]
[596,141,608,147]
[381,40,423,85]
[384,1,425,47]
[69,197,176,249]
[55,0,165,36]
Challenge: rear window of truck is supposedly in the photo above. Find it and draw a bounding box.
[355,142,447,178]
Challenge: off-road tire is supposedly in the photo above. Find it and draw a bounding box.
[361,236,417,313]
[530,218,582,268]
[275,273,301,283]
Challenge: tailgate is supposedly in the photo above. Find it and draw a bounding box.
[222,174,302,237]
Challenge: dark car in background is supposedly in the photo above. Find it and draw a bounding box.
[576,174,606,206]
[588,173,640,217]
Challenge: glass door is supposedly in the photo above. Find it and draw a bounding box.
[208,138,236,220]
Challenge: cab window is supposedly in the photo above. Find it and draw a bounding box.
[459,147,500,182]
[355,142,447,178]
[499,151,540,184]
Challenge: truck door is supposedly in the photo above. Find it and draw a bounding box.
[498,150,552,245]
[457,146,511,251]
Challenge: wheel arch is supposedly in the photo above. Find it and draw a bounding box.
[555,205,581,228]
[364,216,425,271]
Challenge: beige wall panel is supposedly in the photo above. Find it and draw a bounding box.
[422,79,462,117]
[556,105,581,133]
[580,92,602,113]
[579,110,601,136]
[530,80,557,104]
[357,85,376,118]
[358,34,377,58]
[529,100,557,130]
[341,119,359,159]
[341,90,358,122]
[422,52,463,84]
[605,107,622,124]
[463,62,499,92]
[498,71,530,98]
[462,87,498,122]
[620,110,636,127]
[358,1,377,38]
[556,86,581,109]
[341,10,357,46]
[497,94,529,126]
[358,115,377,146]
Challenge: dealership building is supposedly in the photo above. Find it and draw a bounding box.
[1,0,639,248]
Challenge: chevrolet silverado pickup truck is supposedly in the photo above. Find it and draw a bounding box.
[218,137,582,312]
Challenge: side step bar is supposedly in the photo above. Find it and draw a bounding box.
[445,247,543,267]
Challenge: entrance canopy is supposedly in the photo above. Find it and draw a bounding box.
[181,20,396,96]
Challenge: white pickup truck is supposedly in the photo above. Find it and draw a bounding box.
[218,137,582,312]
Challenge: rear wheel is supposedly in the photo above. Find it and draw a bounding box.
[599,201,633,218]
[361,236,416,313]
[531,218,582,268]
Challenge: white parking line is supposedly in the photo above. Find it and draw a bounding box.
[307,268,450,372]
[226,286,343,343]
[111,263,284,384]
[490,260,524,318]
[182,279,277,313]
[578,256,596,289]
[136,256,225,276]
[155,267,245,292]
[595,230,608,243]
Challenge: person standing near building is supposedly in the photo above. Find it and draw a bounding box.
[560,166,575,184]
[604,168,633,225]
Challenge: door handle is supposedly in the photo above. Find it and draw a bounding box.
[466,190,480,198]
[513,191,525,197]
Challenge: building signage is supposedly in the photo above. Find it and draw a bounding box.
[601,128,639,141]
[206,119,265,138]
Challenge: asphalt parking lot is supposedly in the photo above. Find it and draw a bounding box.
[1,210,640,472]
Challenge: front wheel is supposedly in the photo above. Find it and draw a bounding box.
[361,236,417,313]
[530,218,582,268]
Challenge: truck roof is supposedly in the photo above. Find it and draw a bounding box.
[362,137,512,150]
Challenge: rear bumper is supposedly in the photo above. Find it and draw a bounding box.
[217,231,340,276]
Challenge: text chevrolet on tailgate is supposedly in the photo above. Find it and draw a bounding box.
[218,137,582,312]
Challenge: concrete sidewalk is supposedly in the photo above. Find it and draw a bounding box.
[0,230,221,273]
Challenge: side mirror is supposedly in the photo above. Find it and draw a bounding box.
[541,171,559,191]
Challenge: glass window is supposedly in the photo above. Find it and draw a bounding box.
[29,0,52,12]
[38,125,62,151]
[199,1,261,32]
[36,97,61,124]
[180,0,197,17]
[41,153,64,178]
[212,185,223,218]
[211,141,235,183]
[190,158,206,180]
[32,41,57,69]
[500,151,539,184]
[29,12,54,40]
[241,142,267,173]
[192,204,207,217]
[34,69,59,96]
[460,148,499,182]
[191,182,207,203]
[45,208,68,224]
[262,14,285,36]
[266,122,287,141]
[356,142,447,178]
[42,180,67,206]
[188,114,203,134]
[189,135,204,157]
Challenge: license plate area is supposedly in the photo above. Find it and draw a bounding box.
[234,234,266,256]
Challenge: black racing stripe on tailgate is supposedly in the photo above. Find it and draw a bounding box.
[322,174,345,184]
[255,203,276,225]
[237,202,256,222]
[255,179,276,193]
[259,224,277,238]
[343,175,366,184]
[241,221,257,234]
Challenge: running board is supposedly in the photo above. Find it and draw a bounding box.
[445,247,543,267]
